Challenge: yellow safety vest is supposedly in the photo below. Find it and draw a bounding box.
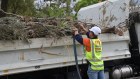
[84,39,104,70]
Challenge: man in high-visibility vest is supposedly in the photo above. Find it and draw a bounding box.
[73,23,105,79]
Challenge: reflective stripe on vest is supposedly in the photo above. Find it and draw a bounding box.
[84,39,104,70]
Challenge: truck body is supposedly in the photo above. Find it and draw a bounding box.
[0,0,140,79]
[0,32,130,76]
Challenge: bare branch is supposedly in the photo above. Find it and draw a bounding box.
[0,9,22,18]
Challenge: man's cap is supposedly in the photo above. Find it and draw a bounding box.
[89,26,101,36]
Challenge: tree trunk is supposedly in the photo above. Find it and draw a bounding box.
[0,0,8,17]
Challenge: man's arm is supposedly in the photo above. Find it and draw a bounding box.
[73,27,83,44]
[75,34,83,44]
[79,23,90,38]
[79,23,88,34]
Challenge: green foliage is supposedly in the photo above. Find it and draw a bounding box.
[47,6,67,17]
[6,0,74,19]
[35,5,67,18]
[7,0,36,16]
[74,0,99,12]
[36,2,74,18]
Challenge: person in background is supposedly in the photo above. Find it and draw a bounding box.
[72,23,105,79]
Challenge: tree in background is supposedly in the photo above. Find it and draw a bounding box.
[0,0,9,17]
[74,0,103,12]
[0,0,85,18]
[7,0,36,16]
[36,0,73,18]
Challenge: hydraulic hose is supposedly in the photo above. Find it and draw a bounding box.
[73,36,82,79]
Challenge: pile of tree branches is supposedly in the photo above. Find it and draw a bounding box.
[0,16,128,42]
[0,16,73,41]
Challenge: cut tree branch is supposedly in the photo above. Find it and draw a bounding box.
[0,9,22,18]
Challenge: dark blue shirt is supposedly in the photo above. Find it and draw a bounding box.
[75,32,90,44]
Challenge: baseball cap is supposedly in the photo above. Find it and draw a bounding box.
[89,26,101,36]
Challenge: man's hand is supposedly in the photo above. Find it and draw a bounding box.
[79,22,88,33]
[72,27,79,35]
[79,22,85,29]
[72,27,78,31]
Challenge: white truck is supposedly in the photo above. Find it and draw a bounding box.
[0,0,140,79]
